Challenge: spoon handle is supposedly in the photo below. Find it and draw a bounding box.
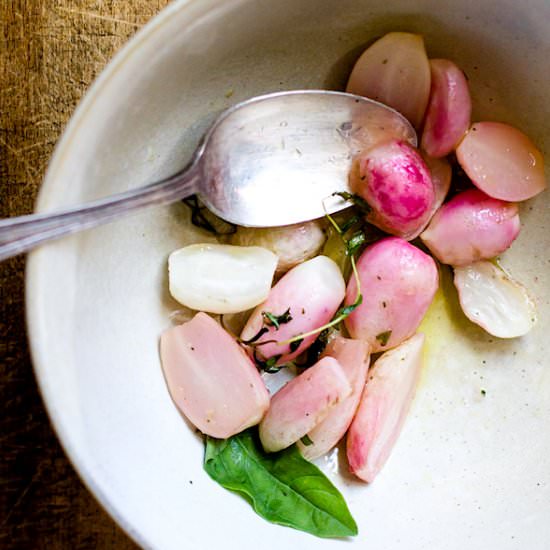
[0,163,200,262]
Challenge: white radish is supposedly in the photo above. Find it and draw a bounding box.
[230,221,326,274]
[421,189,520,266]
[456,122,546,201]
[345,237,438,353]
[240,256,346,365]
[160,312,270,439]
[355,140,435,240]
[454,261,537,338]
[298,337,370,460]
[346,32,431,129]
[259,356,351,453]
[421,59,472,158]
[168,244,277,314]
[347,333,424,483]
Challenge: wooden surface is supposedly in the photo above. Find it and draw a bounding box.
[0,2,171,547]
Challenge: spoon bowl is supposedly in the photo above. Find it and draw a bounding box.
[0,90,415,260]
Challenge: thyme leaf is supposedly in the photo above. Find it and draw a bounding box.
[262,308,292,330]
[375,330,392,347]
[300,434,314,447]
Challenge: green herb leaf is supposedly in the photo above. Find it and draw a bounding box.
[332,191,371,214]
[182,195,237,235]
[204,430,357,538]
[289,338,304,353]
[300,434,314,447]
[240,327,269,346]
[253,350,283,373]
[346,231,367,256]
[262,308,292,330]
[375,330,392,347]
[335,294,363,319]
[301,329,330,368]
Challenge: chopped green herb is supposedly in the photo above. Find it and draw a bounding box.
[289,338,304,353]
[253,350,283,373]
[262,308,292,330]
[182,195,237,235]
[346,231,367,256]
[240,327,269,345]
[301,329,330,368]
[481,389,487,396]
[332,191,371,214]
[376,330,392,347]
[300,434,314,446]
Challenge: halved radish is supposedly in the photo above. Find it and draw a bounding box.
[240,256,345,365]
[346,32,431,129]
[345,237,438,353]
[259,357,351,453]
[356,139,435,240]
[347,333,424,483]
[168,244,278,314]
[421,59,472,158]
[160,312,270,439]
[454,261,537,338]
[298,337,371,460]
[456,122,546,201]
[421,189,520,266]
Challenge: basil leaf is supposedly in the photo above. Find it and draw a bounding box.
[204,430,357,538]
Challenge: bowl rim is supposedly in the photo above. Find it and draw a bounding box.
[25,1,198,548]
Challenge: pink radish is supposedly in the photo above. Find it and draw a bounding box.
[421,188,520,266]
[355,139,435,240]
[240,256,345,365]
[347,333,424,483]
[456,121,546,201]
[160,312,269,439]
[346,32,431,129]
[345,237,438,353]
[298,337,371,460]
[421,59,472,158]
[259,357,351,452]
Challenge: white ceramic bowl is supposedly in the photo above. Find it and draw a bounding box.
[27,1,550,549]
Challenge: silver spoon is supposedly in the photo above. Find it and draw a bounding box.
[0,90,416,261]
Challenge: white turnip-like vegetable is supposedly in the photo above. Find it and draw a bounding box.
[346,32,431,129]
[230,221,326,274]
[355,140,435,240]
[421,189,520,266]
[168,244,278,314]
[259,357,351,453]
[347,333,424,483]
[421,59,472,158]
[456,121,546,201]
[454,261,537,338]
[344,237,438,353]
[298,337,370,460]
[240,256,346,365]
[160,312,270,439]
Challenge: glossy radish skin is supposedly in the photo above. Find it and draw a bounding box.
[356,140,435,240]
[454,261,537,338]
[346,32,431,129]
[344,238,438,353]
[240,256,345,365]
[456,122,546,201]
[259,357,351,453]
[168,244,277,314]
[421,189,520,266]
[230,221,326,274]
[421,59,472,158]
[160,313,270,439]
[298,337,371,460]
[347,333,424,483]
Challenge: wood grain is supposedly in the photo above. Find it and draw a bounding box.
[1,1,170,548]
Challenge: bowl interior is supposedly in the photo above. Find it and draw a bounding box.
[27,0,550,549]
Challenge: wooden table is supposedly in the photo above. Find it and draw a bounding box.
[1,2,171,547]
